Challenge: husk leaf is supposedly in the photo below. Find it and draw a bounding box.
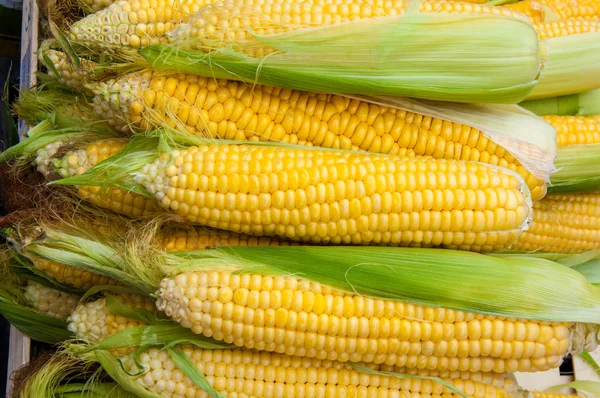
[545,381,600,395]
[548,143,600,194]
[77,324,230,353]
[520,89,600,116]
[145,11,541,103]
[526,32,600,100]
[0,297,71,344]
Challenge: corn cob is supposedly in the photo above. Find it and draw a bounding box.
[504,0,600,23]
[68,293,156,355]
[29,256,118,290]
[134,143,533,252]
[512,193,600,253]
[92,72,548,201]
[121,346,518,397]
[530,394,579,398]
[542,116,600,146]
[35,138,160,217]
[535,18,600,38]
[174,0,525,57]
[24,281,80,321]
[39,50,97,96]
[156,270,570,373]
[161,228,299,251]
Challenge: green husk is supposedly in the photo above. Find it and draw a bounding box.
[0,291,71,344]
[143,10,542,103]
[81,324,229,353]
[494,250,600,286]
[53,383,137,398]
[104,294,162,324]
[520,89,600,116]
[12,88,106,129]
[578,351,600,376]
[526,32,600,100]
[0,124,115,164]
[548,143,600,193]
[27,233,149,294]
[545,381,600,395]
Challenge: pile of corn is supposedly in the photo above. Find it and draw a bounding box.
[3,0,600,397]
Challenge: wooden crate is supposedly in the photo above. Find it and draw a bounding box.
[5,0,37,391]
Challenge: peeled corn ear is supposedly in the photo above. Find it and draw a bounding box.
[58,139,533,252]
[157,269,572,373]
[27,136,161,218]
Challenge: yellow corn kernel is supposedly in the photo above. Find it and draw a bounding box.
[535,18,600,38]
[543,115,600,146]
[122,346,518,397]
[504,0,600,23]
[160,228,300,251]
[512,193,600,253]
[179,0,524,57]
[29,256,118,290]
[157,270,572,373]
[24,281,80,321]
[41,50,98,96]
[68,293,157,356]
